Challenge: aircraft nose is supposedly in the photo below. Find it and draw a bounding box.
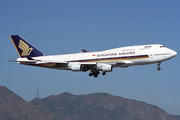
[171,50,177,57]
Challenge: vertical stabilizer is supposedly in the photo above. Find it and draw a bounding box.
[10,35,45,58]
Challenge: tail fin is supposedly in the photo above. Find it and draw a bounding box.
[81,49,88,53]
[10,35,45,58]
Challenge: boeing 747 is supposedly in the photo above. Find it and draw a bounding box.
[7,35,177,78]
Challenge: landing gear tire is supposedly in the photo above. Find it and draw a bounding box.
[89,73,93,76]
[157,63,161,71]
[157,67,161,71]
[94,74,98,78]
[102,72,106,75]
[89,71,100,78]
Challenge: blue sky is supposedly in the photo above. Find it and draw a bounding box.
[1,0,180,115]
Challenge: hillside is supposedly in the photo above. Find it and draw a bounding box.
[0,86,180,120]
[0,86,68,120]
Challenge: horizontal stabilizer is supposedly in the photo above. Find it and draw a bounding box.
[5,60,37,63]
[5,59,68,64]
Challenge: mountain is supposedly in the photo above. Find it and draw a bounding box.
[31,92,180,120]
[0,86,68,120]
[0,86,180,120]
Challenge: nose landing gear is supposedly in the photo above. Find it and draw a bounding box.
[157,63,161,71]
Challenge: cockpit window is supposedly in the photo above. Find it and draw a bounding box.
[160,46,165,48]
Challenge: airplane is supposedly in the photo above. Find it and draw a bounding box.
[7,35,177,78]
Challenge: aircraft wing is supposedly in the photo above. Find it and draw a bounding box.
[6,58,127,72]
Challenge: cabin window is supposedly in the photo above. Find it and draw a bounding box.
[139,46,151,50]
[122,49,135,51]
[160,46,165,48]
[145,46,152,48]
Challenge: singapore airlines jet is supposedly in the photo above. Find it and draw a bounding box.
[7,35,177,78]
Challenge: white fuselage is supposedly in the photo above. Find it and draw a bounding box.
[17,44,177,70]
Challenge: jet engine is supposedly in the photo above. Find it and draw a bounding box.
[70,64,82,71]
[97,64,113,72]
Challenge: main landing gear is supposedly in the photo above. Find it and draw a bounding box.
[157,63,161,71]
[89,71,106,78]
[89,71,99,78]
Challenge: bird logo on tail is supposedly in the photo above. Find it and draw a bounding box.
[18,39,33,56]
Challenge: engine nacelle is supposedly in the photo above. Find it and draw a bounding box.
[97,64,113,72]
[70,64,82,71]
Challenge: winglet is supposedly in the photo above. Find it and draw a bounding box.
[81,49,88,53]
[10,35,45,58]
